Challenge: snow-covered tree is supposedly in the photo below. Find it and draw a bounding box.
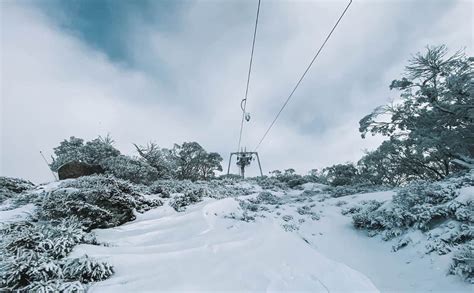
[49,136,86,171]
[134,142,177,178]
[359,45,473,181]
[174,142,223,181]
[103,155,159,184]
[323,163,360,186]
[50,135,120,171]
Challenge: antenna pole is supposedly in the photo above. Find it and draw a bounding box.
[255,152,263,176]
[40,151,58,181]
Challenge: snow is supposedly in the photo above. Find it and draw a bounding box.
[0,203,36,223]
[455,186,474,204]
[74,198,378,292]
[301,182,326,191]
[32,180,65,194]
[68,186,470,292]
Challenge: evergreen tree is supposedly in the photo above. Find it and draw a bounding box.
[359,45,473,181]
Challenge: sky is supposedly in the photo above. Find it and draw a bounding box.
[1,0,472,183]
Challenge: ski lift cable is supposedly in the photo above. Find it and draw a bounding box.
[237,0,261,152]
[254,0,353,151]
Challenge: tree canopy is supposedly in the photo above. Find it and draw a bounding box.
[359,45,473,181]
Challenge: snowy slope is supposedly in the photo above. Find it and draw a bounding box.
[66,181,471,292]
[73,198,378,292]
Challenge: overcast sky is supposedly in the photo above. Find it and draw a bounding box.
[1,0,472,183]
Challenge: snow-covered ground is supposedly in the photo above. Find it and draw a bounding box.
[73,198,377,292]
[69,184,470,292]
[0,201,36,223]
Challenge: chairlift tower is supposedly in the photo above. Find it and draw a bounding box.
[227,148,263,178]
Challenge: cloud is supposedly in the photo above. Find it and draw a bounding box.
[1,0,472,182]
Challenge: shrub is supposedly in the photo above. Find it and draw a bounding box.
[152,179,252,200]
[0,218,106,291]
[169,188,207,212]
[351,181,464,234]
[349,173,473,282]
[1,218,95,259]
[326,183,388,198]
[287,177,308,189]
[22,280,86,292]
[0,177,35,202]
[296,205,320,220]
[239,201,259,212]
[40,189,135,230]
[102,155,159,184]
[1,251,111,290]
[282,215,293,222]
[1,250,60,289]
[1,174,168,291]
[62,256,114,283]
[251,191,279,205]
[449,240,474,283]
[148,182,171,198]
[249,175,286,191]
[40,175,162,230]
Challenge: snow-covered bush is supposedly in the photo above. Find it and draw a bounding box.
[152,178,252,200]
[62,256,114,283]
[0,177,35,202]
[350,172,473,282]
[282,215,293,222]
[449,240,474,283]
[250,176,287,191]
[169,188,207,212]
[22,280,86,292]
[250,191,279,205]
[296,205,320,220]
[239,201,259,212]
[335,200,347,207]
[351,181,465,234]
[282,223,299,232]
[425,221,472,255]
[0,217,108,291]
[225,211,256,222]
[326,183,389,198]
[102,155,159,184]
[1,250,62,289]
[287,177,309,189]
[341,200,383,216]
[1,218,95,259]
[268,169,305,186]
[152,179,206,195]
[41,175,162,229]
[148,182,171,198]
[1,251,111,291]
[1,174,170,291]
